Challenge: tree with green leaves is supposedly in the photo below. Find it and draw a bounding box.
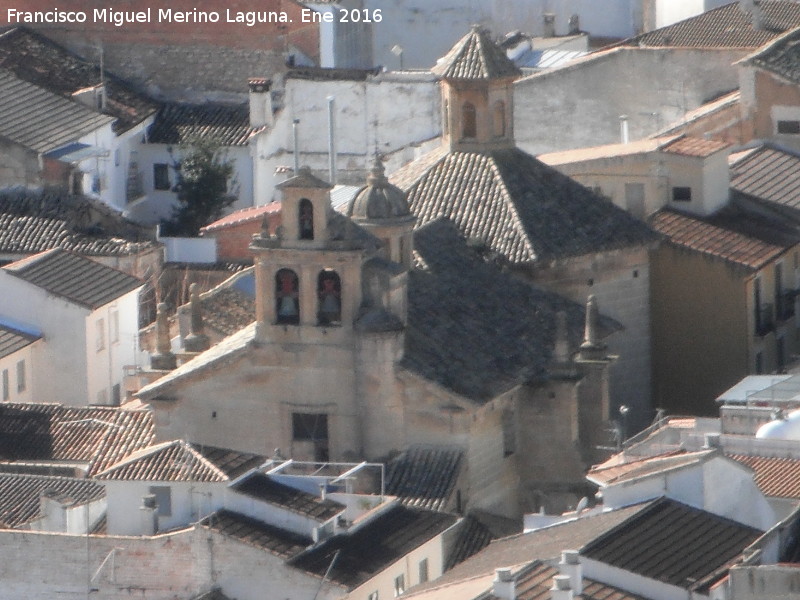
[161,137,236,236]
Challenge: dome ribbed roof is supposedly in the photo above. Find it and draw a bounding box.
[348,157,411,220]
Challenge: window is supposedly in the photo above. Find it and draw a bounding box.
[462,102,476,138]
[96,318,106,352]
[672,186,692,202]
[368,593,379,600]
[153,163,170,190]
[110,310,119,343]
[778,120,800,134]
[418,559,429,584]
[492,101,506,137]
[16,360,25,393]
[2,369,8,400]
[756,351,764,374]
[317,270,342,326]
[299,198,314,240]
[394,574,405,597]
[275,269,300,325]
[292,413,329,462]
[625,182,646,219]
[148,486,172,516]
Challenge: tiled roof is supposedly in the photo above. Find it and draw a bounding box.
[0,27,159,133]
[95,440,229,482]
[193,445,265,480]
[740,25,800,84]
[432,26,522,80]
[444,515,494,571]
[0,473,104,528]
[0,69,114,153]
[289,505,457,588]
[0,189,158,257]
[657,91,742,137]
[4,249,143,310]
[199,286,257,337]
[587,450,712,486]
[392,147,656,264]
[649,207,798,271]
[623,1,800,48]
[0,403,155,476]
[285,66,383,81]
[476,560,647,600]
[426,502,651,590]
[582,498,762,592]
[0,320,40,359]
[730,143,800,216]
[385,445,464,511]
[201,203,280,233]
[728,454,800,499]
[230,472,345,521]
[147,103,257,147]
[403,220,619,402]
[200,510,312,558]
[660,136,729,157]
[539,136,675,165]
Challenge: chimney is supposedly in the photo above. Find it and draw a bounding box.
[703,432,721,449]
[493,568,515,600]
[568,14,580,35]
[72,84,106,112]
[184,283,210,352]
[619,115,630,144]
[550,575,574,600]
[543,13,556,38]
[248,78,273,129]
[140,494,158,535]
[559,551,583,595]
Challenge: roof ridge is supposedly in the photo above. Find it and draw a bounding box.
[94,439,177,477]
[186,442,230,481]
[486,152,539,262]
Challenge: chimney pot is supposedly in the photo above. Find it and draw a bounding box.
[550,575,574,600]
[559,550,583,595]
[493,567,516,600]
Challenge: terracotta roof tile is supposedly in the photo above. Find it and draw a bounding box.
[4,249,143,309]
[728,453,800,499]
[147,103,257,147]
[95,440,230,482]
[623,1,800,49]
[660,136,729,157]
[432,26,521,80]
[231,472,345,521]
[587,450,711,486]
[386,445,464,511]
[649,208,797,270]
[201,203,280,233]
[200,509,312,558]
[0,473,104,528]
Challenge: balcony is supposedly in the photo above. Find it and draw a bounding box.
[777,290,798,322]
[755,303,774,337]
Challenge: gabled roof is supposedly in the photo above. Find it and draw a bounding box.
[0,403,155,476]
[193,445,265,480]
[0,69,114,153]
[147,103,257,147]
[0,318,40,359]
[0,473,104,528]
[582,498,762,593]
[0,188,158,257]
[3,249,143,310]
[622,1,800,49]
[288,505,457,589]
[587,450,714,486]
[95,440,229,482]
[385,445,464,511]
[276,166,333,190]
[432,26,521,80]
[392,147,656,264]
[0,27,158,133]
[649,207,799,271]
[738,24,800,84]
[200,510,312,559]
[660,135,729,157]
[201,203,280,233]
[730,143,800,217]
[231,472,344,521]
[727,453,800,499]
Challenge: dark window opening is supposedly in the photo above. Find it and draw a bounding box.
[148,486,172,516]
[672,186,692,202]
[756,351,764,374]
[153,163,170,190]
[292,413,329,462]
[778,120,800,134]
[317,270,342,326]
[299,198,314,240]
[462,102,476,139]
[492,101,505,137]
[276,269,300,325]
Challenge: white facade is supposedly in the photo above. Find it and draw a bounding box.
[0,271,141,406]
[0,320,41,404]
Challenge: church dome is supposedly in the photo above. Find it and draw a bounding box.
[348,157,411,220]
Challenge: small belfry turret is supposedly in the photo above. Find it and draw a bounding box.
[432,25,521,152]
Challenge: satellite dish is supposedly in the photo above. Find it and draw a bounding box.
[576,496,589,514]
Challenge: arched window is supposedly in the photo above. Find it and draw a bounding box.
[317,270,342,326]
[299,198,314,240]
[493,101,505,137]
[275,269,300,325]
[462,102,476,139]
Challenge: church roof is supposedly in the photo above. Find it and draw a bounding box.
[432,26,521,80]
[391,146,656,264]
[402,220,619,402]
[348,157,412,221]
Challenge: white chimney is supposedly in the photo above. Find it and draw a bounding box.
[619,115,630,144]
[559,551,583,595]
[493,567,515,600]
[703,432,721,449]
[140,494,158,536]
[550,575,574,600]
[248,78,273,128]
[543,13,556,38]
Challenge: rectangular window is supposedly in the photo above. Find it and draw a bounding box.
[96,318,105,352]
[2,369,8,400]
[110,310,119,343]
[148,486,172,516]
[112,383,121,406]
[418,559,429,584]
[778,120,800,134]
[292,413,328,441]
[16,360,25,392]
[368,593,379,600]
[672,186,692,202]
[153,163,170,190]
[394,574,405,597]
